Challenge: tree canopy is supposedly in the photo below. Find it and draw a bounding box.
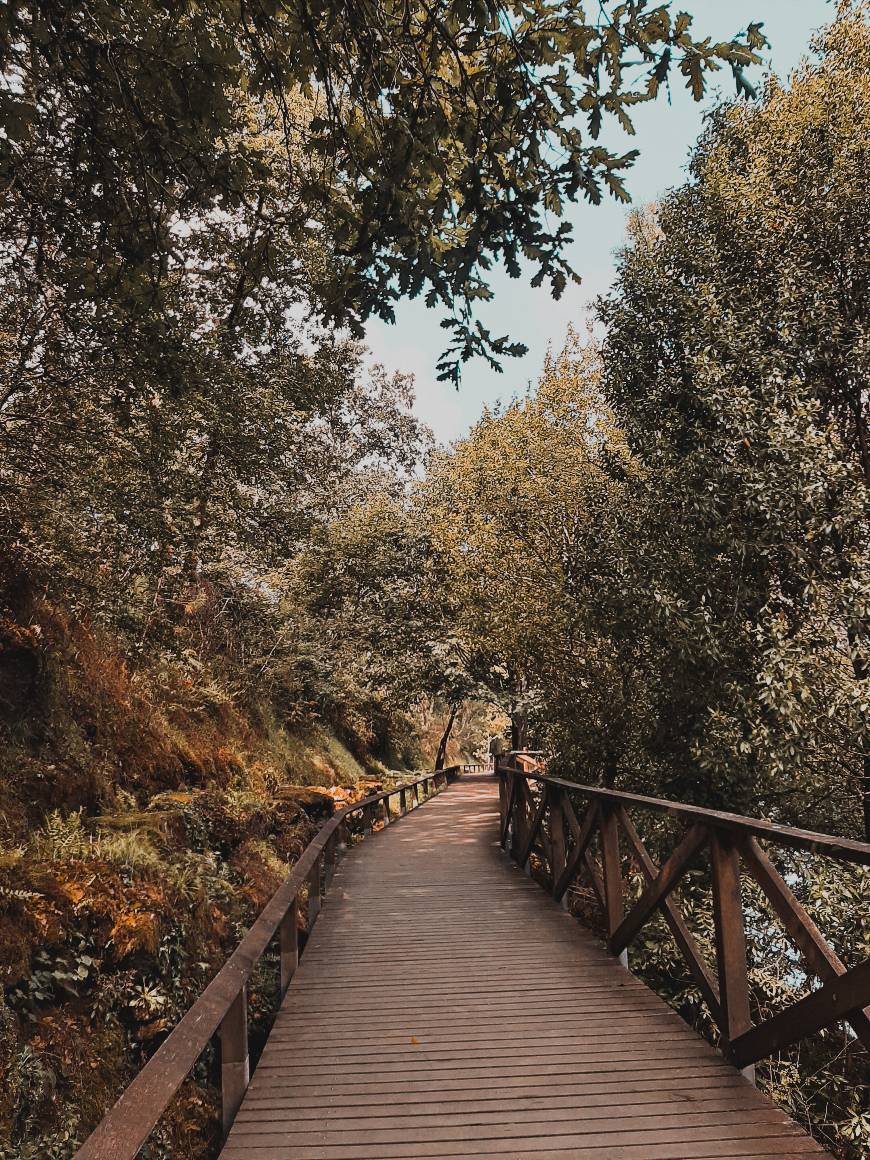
[423,4,869,838]
[1,4,868,1158]
[1,1,766,386]
[413,18,869,1148]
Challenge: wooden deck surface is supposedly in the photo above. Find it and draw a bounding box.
[221,775,829,1159]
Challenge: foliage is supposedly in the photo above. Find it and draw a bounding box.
[423,327,638,757]
[0,59,435,1137]
[0,2,766,384]
[0,2,865,1157]
[597,0,869,831]
[420,11,869,1154]
[0,701,373,1156]
[426,3,869,834]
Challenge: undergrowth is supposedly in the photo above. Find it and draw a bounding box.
[0,588,412,1156]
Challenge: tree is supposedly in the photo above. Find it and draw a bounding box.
[598,1,869,834]
[0,2,767,389]
[421,328,639,772]
[421,3,869,836]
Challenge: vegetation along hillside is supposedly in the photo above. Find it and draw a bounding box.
[0,1,867,1157]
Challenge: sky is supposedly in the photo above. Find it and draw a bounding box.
[364,0,836,445]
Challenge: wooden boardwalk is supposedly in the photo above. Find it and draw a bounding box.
[221,775,828,1160]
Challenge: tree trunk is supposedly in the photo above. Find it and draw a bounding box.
[823,531,868,841]
[849,675,870,843]
[434,702,459,770]
[510,712,529,752]
[845,625,870,842]
[603,747,618,789]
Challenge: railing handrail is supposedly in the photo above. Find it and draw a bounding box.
[499,765,870,865]
[495,759,870,1071]
[77,767,461,1159]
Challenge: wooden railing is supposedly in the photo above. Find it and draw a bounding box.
[76,767,462,1159]
[496,757,870,1072]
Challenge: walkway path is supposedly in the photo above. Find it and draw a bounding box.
[220,775,828,1159]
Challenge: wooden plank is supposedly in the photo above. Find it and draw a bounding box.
[617,807,720,1021]
[514,782,548,867]
[233,1087,769,1121]
[269,1007,687,1040]
[711,830,753,1051]
[238,1069,750,1103]
[306,853,322,926]
[499,772,518,847]
[229,1108,797,1143]
[220,985,250,1136]
[730,958,870,1068]
[561,790,582,839]
[548,786,568,895]
[741,836,870,1049]
[510,777,536,863]
[583,848,607,910]
[278,898,298,997]
[237,1075,756,1111]
[222,1142,823,1159]
[610,823,709,955]
[237,1084,777,1117]
[600,805,624,939]
[220,776,831,1160]
[552,800,599,900]
[253,1040,720,1073]
[220,1121,823,1158]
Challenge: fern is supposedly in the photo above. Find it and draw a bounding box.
[30,810,92,860]
[0,883,40,904]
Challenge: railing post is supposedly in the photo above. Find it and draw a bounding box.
[307,853,322,926]
[549,786,568,907]
[710,829,754,1080]
[412,782,419,808]
[381,796,390,827]
[507,775,520,859]
[279,897,299,996]
[220,985,249,1136]
[600,805,627,965]
[510,780,530,868]
[501,770,516,851]
[324,829,338,890]
[521,783,534,875]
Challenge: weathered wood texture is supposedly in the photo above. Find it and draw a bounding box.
[221,777,828,1159]
[76,769,455,1159]
[497,762,870,1069]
